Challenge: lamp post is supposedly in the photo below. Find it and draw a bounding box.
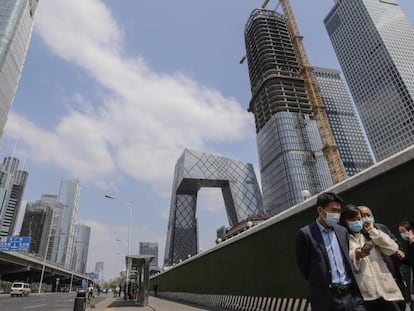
[38,220,53,293]
[69,223,78,293]
[104,194,133,299]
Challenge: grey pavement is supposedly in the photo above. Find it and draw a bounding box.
[92,296,211,311]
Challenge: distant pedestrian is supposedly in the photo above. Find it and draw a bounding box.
[398,221,414,267]
[296,192,366,311]
[153,284,158,297]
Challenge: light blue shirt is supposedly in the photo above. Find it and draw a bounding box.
[316,220,352,285]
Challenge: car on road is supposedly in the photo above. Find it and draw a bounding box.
[10,282,31,297]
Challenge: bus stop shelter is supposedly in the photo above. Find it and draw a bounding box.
[125,255,154,306]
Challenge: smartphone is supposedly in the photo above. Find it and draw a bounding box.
[361,241,374,251]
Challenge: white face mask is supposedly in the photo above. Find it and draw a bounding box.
[400,232,410,241]
[362,216,375,224]
[324,212,340,227]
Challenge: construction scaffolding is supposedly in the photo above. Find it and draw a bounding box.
[278,0,347,184]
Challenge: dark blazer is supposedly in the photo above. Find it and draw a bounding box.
[296,221,357,311]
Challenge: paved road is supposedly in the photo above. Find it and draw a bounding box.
[0,292,106,311]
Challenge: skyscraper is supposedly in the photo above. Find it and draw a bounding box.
[324,0,414,161]
[21,194,64,261]
[0,0,38,138]
[314,67,374,176]
[72,223,90,274]
[20,201,52,256]
[95,261,104,281]
[39,194,65,262]
[164,149,264,265]
[244,9,333,215]
[0,156,28,237]
[139,242,158,269]
[55,179,81,268]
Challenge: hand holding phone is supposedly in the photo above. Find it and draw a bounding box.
[361,241,374,251]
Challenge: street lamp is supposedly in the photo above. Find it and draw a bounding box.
[104,194,133,299]
[38,226,52,293]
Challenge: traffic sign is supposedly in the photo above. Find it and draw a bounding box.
[88,273,99,280]
[0,236,31,252]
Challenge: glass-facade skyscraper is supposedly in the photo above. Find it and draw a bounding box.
[0,156,28,237]
[164,149,264,265]
[324,0,414,161]
[20,201,53,256]
[139,242,159,269]
[55,179,81,268]
[0,0,38,138]
[73,223,90,274]
[244,9,333,215]
[314,67,374,176]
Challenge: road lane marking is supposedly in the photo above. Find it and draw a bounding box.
[23,304,48,309]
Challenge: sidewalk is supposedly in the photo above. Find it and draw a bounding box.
[91,296,211,311]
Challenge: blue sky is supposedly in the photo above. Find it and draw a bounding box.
[3,0,414,280]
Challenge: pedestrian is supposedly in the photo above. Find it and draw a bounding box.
[340,204,403,311]
[296,192,366,311]
[398,221,414,267]
[153,284,158,297]
[358,206,411,310]
[88,284,94,300]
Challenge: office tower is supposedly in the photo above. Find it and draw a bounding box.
[139,242,158,269]
[324,0,414,161]
[21,194,64,261]
[20,201,52,256]
[244,9,333,215]
[314,67,374,176]
[0,156,28,237]
[95,261,104,281]
[39,194,65,262]
[0,0,38,138]
[72,224,90,273]
[165,149,264,265]
[55,179,81,268]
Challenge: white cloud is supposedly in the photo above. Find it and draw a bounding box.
[6,0,252,195]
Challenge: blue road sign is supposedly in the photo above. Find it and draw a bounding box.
[88,273,99,280]
[0,236,31,252]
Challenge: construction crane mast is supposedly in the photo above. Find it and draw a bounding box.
[277,0,347,184]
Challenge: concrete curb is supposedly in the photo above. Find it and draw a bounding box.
[87,297,116,310]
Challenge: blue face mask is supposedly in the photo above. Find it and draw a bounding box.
[348,220,363,233]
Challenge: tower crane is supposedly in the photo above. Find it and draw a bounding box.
[248,0,346,184]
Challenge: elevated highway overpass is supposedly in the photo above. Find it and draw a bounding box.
[151,145,414,310]
[0,251,91,290]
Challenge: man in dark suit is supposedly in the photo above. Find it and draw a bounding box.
[296,192,366,311]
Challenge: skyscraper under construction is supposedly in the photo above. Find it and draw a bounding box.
[244,9,333,214]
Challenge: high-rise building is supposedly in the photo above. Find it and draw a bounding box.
[139,242,158,269]
[0,156,28,237]
[95,261,104,281]
[21,194,64,261]
[0,0,38,138]
[244,9,333,215]
[39,194,65,262]
[314,67,374,176]
[55,179,81,268]
[324,0,414,161]
[72,224,90,274]
[164,149,264,265]
[20,201,52,256]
